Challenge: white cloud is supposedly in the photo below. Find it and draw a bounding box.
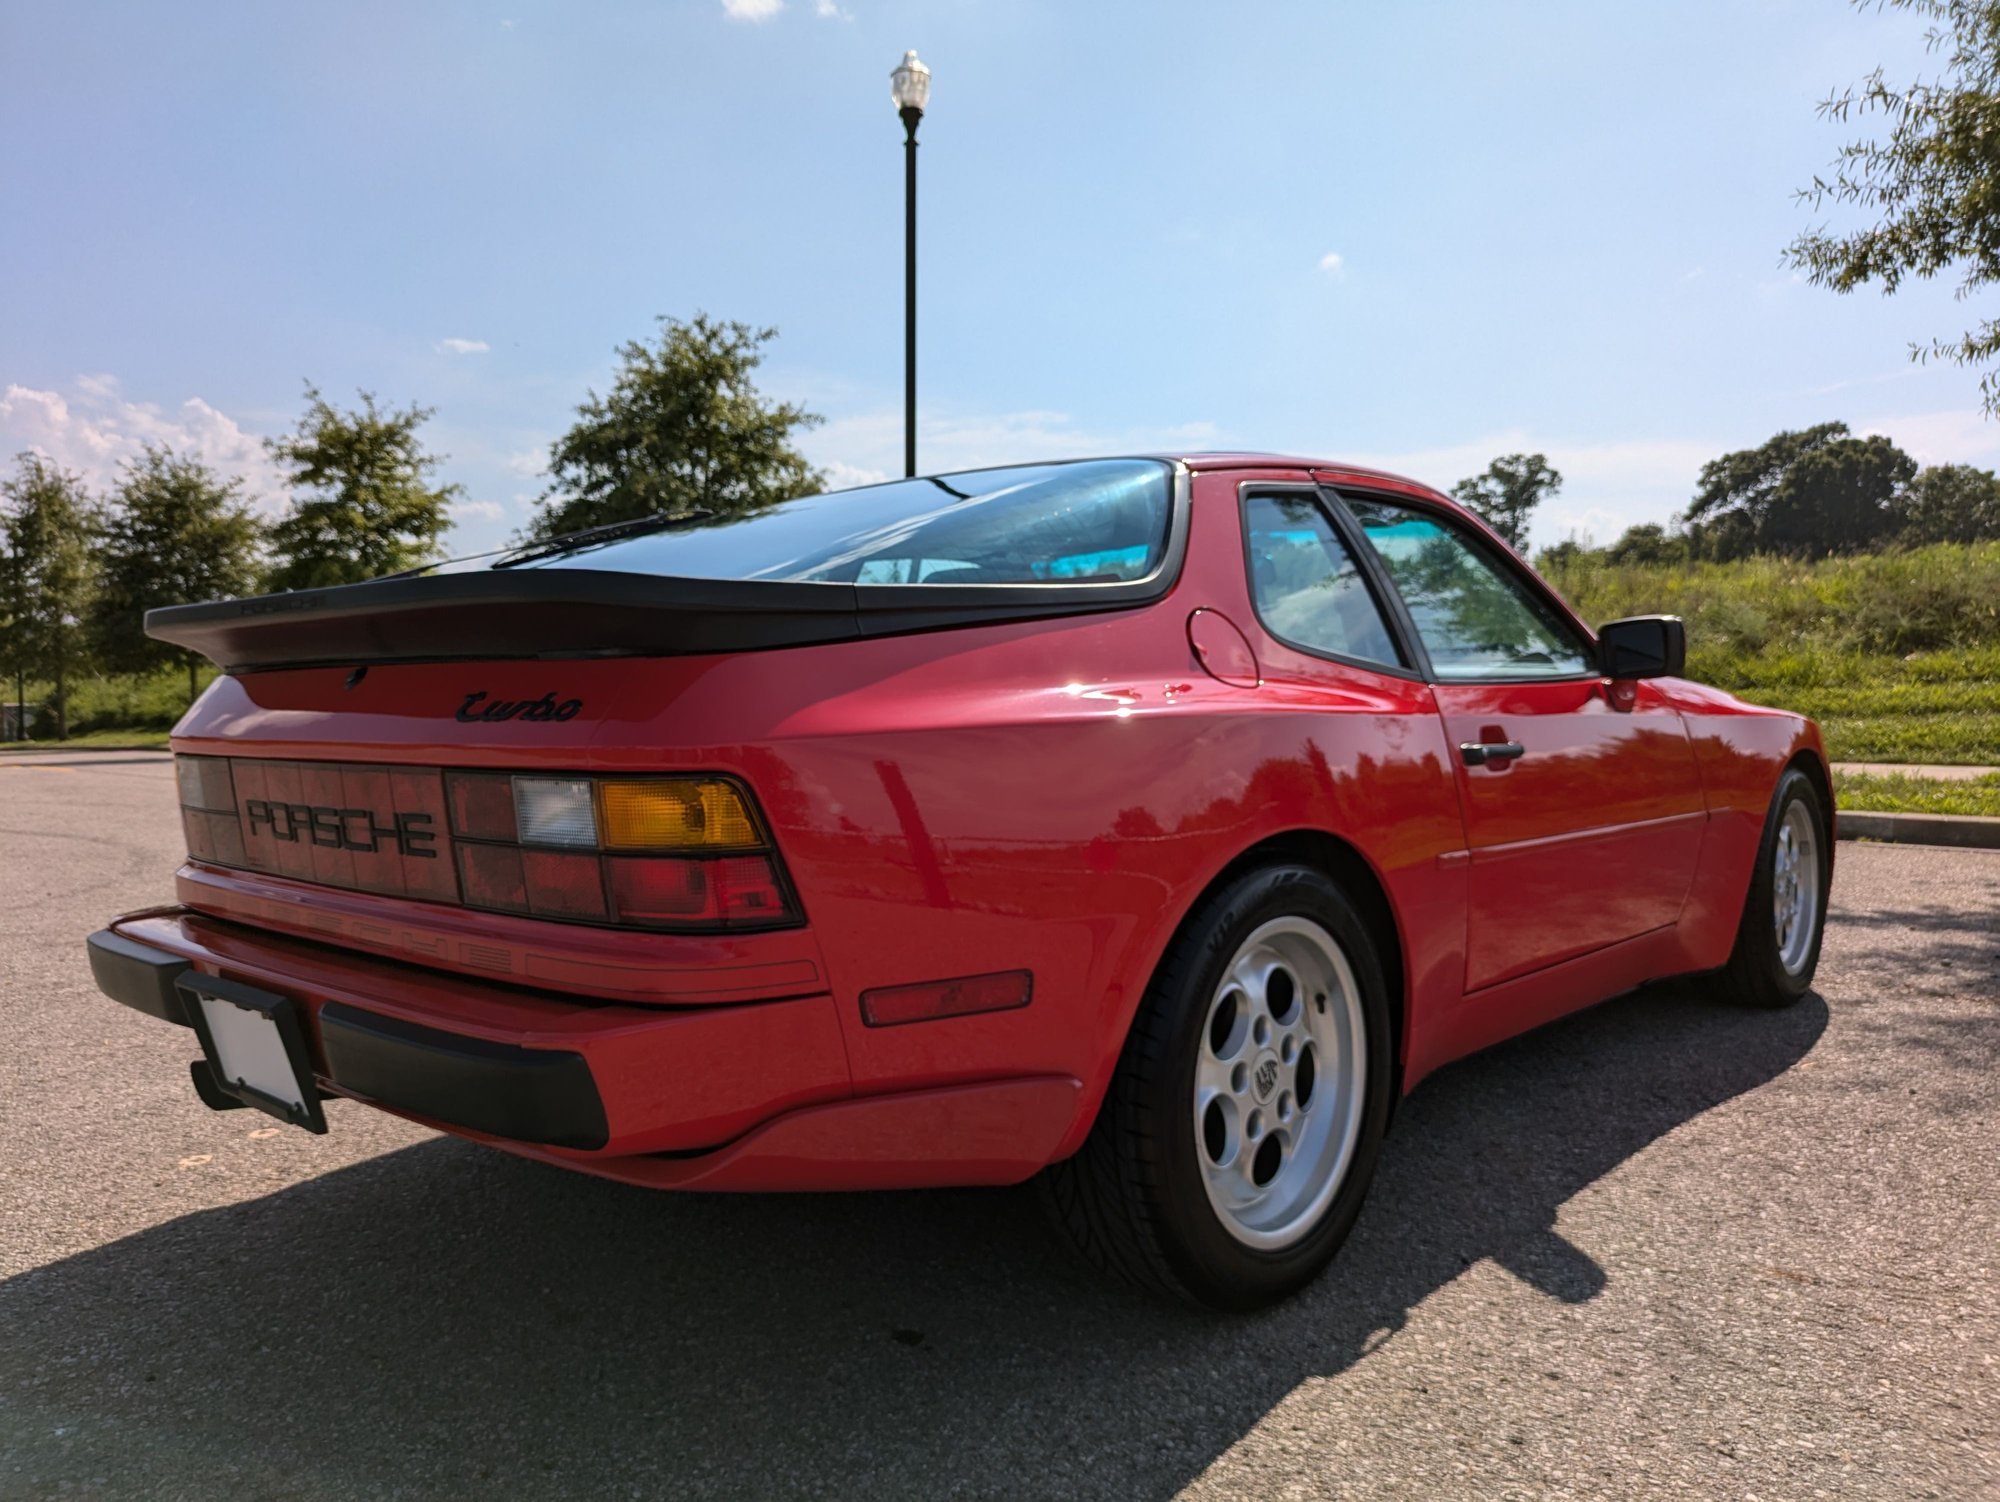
[0,376,288,512]
[503,447,546,477]
[1317,252,1345,277]
[722,0,783,20]
[436,337,490,355]
[1857,407,2000,468]
[819,459,888,490]
[814,0,850,16]
[450,499,505,523]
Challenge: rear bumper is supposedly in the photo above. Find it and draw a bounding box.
[87,911,1081,1189]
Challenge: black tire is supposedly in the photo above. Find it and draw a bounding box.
[1717,766,1830,1008]
[1039,864,1394,1310]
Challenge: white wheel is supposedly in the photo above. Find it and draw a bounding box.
[1192,917,1367,1250]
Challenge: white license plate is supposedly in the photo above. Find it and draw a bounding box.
[181,975,328,1133]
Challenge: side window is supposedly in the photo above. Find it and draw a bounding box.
[1244,493,1405,668]
[1345,498,1593,681]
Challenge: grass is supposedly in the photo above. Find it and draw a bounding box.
[1833,770,2000,818]
[0,727,173,752]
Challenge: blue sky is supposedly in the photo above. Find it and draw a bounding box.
[4,0,1996,554]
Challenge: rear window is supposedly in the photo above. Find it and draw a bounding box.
[496,459,1175,586]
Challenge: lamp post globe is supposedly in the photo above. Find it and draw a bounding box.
[891,49,930,121]
[891,50,929,478]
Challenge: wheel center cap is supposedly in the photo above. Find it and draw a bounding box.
[1252,1054,1280,1102]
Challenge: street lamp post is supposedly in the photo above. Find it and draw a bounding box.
[890,50,930,479]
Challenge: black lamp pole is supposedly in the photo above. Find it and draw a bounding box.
[902,103,921,479]
[890,51,930,479]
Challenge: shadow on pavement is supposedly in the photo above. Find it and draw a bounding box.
[1820,903,1998,1112]
[0,981,1826,1499]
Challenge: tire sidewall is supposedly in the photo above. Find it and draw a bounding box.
[1150,865,1393,1309]
[1746,768,1831,999]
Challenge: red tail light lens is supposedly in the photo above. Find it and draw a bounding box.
[606,854,794,930]
[457,843,529,913]
[521,850,609,921]
[608,858,711,922]
[447,773,517,843]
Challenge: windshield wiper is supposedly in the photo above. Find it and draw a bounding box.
[492,509,717,569]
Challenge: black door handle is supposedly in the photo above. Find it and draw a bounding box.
[1460,740,1526,767]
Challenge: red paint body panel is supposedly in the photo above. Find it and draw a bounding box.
[109,453,1830,1189]
[113,911,853,1155]
[1434,677,1707,990]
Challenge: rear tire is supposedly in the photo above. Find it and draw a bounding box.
[1040,864,1393,1310]
[1716,766,1829,1009]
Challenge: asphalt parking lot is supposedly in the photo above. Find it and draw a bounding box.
[0,751,1994,1500]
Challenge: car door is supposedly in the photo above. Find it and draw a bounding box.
[1336,493,1708,992]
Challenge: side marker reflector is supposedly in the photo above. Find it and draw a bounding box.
[860,970,1033,1028]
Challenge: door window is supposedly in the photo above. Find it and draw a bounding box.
[1345,499,1592,681]
[1244,493,1405,668]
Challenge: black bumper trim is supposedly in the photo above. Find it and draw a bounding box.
[87,929,193,1027]
[318,1001,610,1151]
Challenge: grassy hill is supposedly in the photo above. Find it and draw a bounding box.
[1541,542,2000,768]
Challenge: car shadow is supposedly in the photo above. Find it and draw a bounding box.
[0,981,1826,1500]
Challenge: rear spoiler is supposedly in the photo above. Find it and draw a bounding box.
[144,568,1165,673]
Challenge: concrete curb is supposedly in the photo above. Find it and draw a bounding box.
[1837,810,2000,849]
[1832,761,1999,781]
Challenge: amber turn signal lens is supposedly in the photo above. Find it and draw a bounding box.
[598,778,761,851]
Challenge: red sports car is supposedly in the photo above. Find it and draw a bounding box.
[88,454,1831,1308]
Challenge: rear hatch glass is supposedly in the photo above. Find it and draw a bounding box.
[470,458,1174,585]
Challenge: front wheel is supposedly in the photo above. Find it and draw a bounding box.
[1717,766,1830,1008]
[1040,865,1393,1310]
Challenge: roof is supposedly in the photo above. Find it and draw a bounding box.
[1172,451,1450,497]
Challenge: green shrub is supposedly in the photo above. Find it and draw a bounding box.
[10,666,217,737]
[1544,541,2000,658]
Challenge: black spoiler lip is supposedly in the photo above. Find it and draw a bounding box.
[142,567,1171,673]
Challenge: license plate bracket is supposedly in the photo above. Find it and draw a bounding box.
[176,973,328,1134]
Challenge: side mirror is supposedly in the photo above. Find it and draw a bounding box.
[1596,615,1685,679]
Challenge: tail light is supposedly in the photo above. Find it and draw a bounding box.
[447,772,802,932]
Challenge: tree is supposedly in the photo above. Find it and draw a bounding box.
[1,455,101,739]
[1605,522,1691,566]
[1893,461,2000,542]
[525,314,824,543]
[1787,0,2000,412]
[1687,424,1913,558]
[92,446,264,706]
[1534,538,1597,575]
[1767,435,1916,555]
[1685,423,1847,559]
[265,386,457,590]
[1450,453,1562,552]
[0,523,21,738]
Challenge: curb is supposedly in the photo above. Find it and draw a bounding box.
[1837,810,2000,850]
